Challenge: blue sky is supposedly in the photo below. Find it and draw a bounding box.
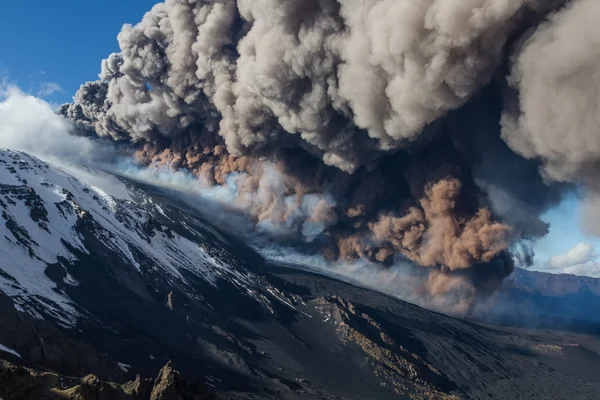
[536,194,585,258]
[531,193,600,276]
[0,1,155,104]
[1,1,598,276]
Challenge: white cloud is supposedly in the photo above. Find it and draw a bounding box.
[548,242,597,269]
[543,242,600,277]
[563,262,600,278]
[0,85,114,165]
[0,84,135,202]
[36,82,63,97]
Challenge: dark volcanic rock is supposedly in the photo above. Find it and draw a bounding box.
[0,291,123,381]
[0,360,215,400]
[150,362,215,400]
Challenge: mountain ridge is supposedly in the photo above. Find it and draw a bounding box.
[508,267,600,296]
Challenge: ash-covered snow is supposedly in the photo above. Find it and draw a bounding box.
[0,149,253,327]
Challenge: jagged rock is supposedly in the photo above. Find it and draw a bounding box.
[151,361,214,400]
[0,360,214,400]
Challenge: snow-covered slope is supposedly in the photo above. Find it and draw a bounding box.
[0,149,253,327]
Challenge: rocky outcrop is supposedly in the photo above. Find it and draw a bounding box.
[313,296,458,399]
[0,360,216,400]
[150,362,214,400]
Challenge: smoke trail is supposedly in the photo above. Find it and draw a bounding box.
[108,158,482,315]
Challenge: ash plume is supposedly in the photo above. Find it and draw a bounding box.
[370,179,510,271]
[58,0,592,310]
[501,0,600,234]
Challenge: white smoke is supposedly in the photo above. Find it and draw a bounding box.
[0,85,134,200]
[113,158,337,244]
[0,86,97,162]
[260,245,477,315]
[104,157,474,314]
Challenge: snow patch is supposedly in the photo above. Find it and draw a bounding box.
[117,362,131,372]
[0,343,21,358]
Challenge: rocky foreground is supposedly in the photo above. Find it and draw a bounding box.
[0,360,214,400]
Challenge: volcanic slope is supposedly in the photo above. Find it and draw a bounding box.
[1,148,600,400]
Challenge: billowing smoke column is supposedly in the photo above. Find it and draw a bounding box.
[501,0,600,234]
[60,0,595,308]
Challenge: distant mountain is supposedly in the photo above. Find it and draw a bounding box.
[476,268,600,332]
[2,149,600,400]
[509,268,600,297]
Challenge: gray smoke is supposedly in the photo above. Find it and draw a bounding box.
[58,0,600,309]
[62,0,564,171]
[502,0,600,233]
